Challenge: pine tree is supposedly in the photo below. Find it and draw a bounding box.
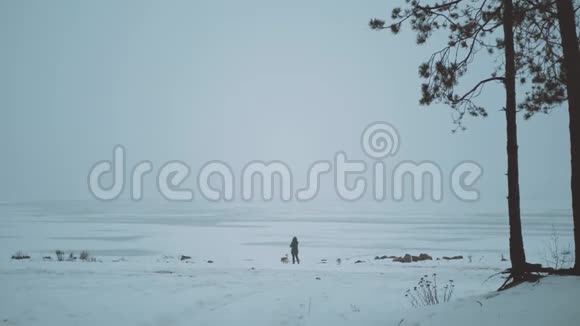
[513,0,580,273]
[370,0,531,284]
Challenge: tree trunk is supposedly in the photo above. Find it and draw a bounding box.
[556,0,580,272]
[503,0,527,276]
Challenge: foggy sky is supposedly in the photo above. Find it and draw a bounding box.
[0,0,573,210]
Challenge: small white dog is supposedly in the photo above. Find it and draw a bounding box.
[281,254,289,264]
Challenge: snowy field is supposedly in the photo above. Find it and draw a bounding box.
[0,201,576,326]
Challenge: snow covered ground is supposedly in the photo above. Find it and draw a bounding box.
[0,201,576,326]
[399,275,580,326]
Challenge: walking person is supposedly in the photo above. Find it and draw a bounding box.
[290,236,300,264]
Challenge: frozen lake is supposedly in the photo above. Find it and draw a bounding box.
[0,201,574,326]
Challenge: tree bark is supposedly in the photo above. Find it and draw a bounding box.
[556,0,580,272]
[503,0,527,276]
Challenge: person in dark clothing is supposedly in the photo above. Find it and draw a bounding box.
[290,236,300,264]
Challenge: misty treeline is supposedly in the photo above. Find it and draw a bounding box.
[370,0,580,288]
